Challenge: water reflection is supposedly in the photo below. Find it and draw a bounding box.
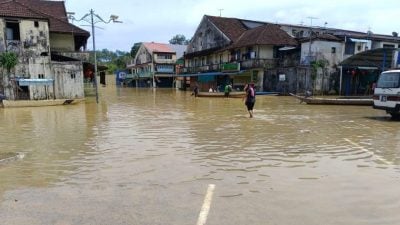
[1,83,400,225]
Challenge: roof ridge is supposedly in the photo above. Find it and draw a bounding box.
[258,24,270,45]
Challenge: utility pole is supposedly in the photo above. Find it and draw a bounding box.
[68,10,122,103]
[306,16,318,93]
[218,9,224,17]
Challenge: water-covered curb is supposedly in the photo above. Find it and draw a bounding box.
[0,152,25,164]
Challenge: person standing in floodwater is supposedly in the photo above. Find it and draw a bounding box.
[224,84,232,97]
[192,83,199,97]
[244,83,256,118]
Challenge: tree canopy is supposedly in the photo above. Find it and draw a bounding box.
[89,49,130,74]
[130,42,142,58]
[169,34,190,45]
[0,52,18,74]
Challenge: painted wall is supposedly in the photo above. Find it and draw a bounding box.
[28,57,53,100]
[135,45,152,65]
[153,52,176,64]
[258,46,274,59]
[53,62,84,99]
[186,17,230,54]
[301,41,343,66]
[50,33,75,52]
[300,40,343,93]
[1,19,53,100]
[19,20,50,53]
[0,19,51,77]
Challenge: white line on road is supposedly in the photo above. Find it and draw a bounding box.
[196,184,216,225]
[344,138,392,165]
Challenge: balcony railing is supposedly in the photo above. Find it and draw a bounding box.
[154,59,175,64]
[56,52,90,61]
[181,59,281,74]
[240,59,277,69]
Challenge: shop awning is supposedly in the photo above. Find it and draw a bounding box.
[349,38,371,43]
[340,48,396,70]
[18,78,54,86]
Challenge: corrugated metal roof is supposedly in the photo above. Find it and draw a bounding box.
[169,44,187,58]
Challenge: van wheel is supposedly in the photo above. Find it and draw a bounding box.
[390,113,400,120]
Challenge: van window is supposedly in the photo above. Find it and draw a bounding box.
[376,72,400,88]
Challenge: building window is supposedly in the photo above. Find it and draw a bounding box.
[70,73,76,79]
[34,21,39,28]
[5,21,20,41]
[38,74,44,79]
[157,53,172,59]
[331,47,336,53]
[383,44,395,48]
[357,45,362,51]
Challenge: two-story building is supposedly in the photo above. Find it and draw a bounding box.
[182,15,298,93]
[283,23,400,95]
[184,15,400,95]
[0,0,89,101]
[126,42,186,88]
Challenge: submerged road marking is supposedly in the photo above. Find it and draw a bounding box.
[344,138,392,165]
[196,184,216,225]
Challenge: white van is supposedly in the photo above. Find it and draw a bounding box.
[373,70,400,118]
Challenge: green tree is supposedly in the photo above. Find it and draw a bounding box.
[130,42,141,58]
[89,49,131,74]
[0,52,18,74]
[0,52,18,99]
[169,34,189,45]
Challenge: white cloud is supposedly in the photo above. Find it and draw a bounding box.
[65,0,400,51]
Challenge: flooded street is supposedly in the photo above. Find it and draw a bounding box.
[1,82,400,225]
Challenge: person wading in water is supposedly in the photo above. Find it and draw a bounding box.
[244,83,256,118]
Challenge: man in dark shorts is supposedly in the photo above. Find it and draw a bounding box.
[244,83,256,118]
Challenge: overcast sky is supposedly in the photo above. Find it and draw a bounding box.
[65,0,400,52]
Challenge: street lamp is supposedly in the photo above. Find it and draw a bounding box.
[69,9,122,103]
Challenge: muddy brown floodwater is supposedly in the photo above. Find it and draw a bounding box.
[1,81,400,225]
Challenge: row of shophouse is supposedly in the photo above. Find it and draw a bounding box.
[128,15,400,95]
[0,0,93,101]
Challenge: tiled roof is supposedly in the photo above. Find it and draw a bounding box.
[206,15,247,42]
[205,15,297,49]
[143,42,175,53]
[0,0,89,36]
[299,33,342,43]
[233,24,298,48]
[0,0,47,19]
[11,0,68,22]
